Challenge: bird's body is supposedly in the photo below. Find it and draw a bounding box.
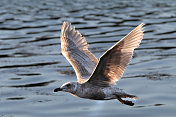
[54,22,144,106]
[73,82,122,100]
[78,84,135,101]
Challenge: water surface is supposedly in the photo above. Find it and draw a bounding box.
[0,0,176,117]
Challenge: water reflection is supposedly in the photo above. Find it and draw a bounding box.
[134,104,165,108]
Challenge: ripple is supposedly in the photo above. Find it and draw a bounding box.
[16,73,41,76]
[9,80,55,88]
[10,78,22,80]
[22,36,59,43]
[0,62,59,69]
[124,72,173,80]
[7,97,25,100]
[0,25,49,30]
[1,0,176,117]
[155,30,176,35]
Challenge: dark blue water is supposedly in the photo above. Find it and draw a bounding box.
[0,0,176,117]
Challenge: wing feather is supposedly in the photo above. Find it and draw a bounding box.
[87,23,145,86]
[60,22,98,83]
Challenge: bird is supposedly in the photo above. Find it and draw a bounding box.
[54,22,144,106]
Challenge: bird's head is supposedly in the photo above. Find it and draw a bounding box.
[54,82,78,94]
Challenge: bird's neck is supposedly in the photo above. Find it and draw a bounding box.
[68,82,80,95]
[73,82,80,94]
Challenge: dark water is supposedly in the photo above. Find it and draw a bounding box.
[0,0,176,117]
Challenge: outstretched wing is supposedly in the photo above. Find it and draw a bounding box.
[60,22,98,83]
[87,23,144,86]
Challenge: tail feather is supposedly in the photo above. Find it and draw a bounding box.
[121,94,139,99]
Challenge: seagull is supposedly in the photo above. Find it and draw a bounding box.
[54,22,144,106]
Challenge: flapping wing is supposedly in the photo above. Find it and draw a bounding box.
[87,23,144,86]
[60,22,98,83]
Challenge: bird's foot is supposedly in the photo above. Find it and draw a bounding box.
[116,96,134,106]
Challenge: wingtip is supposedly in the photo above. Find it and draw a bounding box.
[136,23,145,33]
[140,23,145,26]
[137,23,145,28]
[63,21,68,24]
[63,21,71,26]
[62,21,71,31]
[61,21,72,36]
[139,23,145,29]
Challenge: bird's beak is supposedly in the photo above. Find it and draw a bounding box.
[54,87,62,92]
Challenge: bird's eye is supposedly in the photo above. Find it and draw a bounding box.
[66,84,71,87]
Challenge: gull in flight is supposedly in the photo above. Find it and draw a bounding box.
[54,22,144,106]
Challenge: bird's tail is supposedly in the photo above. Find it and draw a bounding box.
[120,94,139,99]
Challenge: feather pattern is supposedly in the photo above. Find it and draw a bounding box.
[60,22,98,83]
[87,23,145,86]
